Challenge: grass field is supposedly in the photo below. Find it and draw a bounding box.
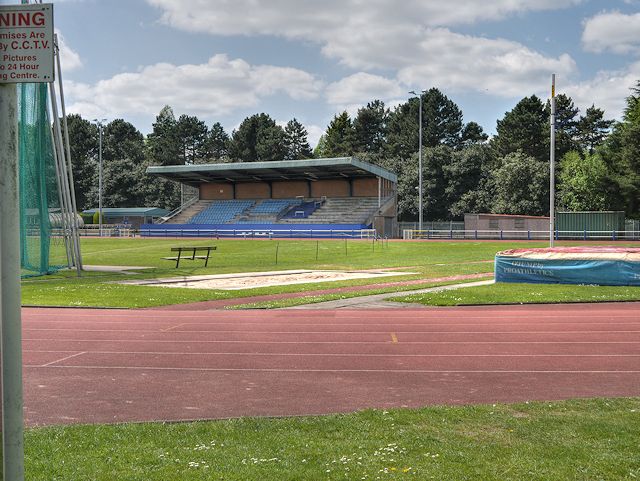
[25,398,640,481]
[393,282,640,306]
[22,237,640,308]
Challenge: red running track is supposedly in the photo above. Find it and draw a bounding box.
[22,303,640,426]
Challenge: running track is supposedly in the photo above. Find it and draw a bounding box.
[22,303,640,426]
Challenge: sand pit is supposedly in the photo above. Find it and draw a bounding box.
[122,269,416,290]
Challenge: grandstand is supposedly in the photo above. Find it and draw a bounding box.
[145,157,397,237]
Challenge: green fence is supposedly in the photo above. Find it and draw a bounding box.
[18,83,67,277]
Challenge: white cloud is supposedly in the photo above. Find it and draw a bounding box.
[582,11,640,55]
[565,61,640,119]
[306,124,324,148]
[147,1,579,101]
[55,30,82,72]
[326,73,404,107]
[324,29,576,113]
[65,54,323,120]
[147,0,582,36]
[396,29,576,97]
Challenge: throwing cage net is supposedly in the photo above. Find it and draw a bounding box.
[18,84,67,277]
[18,32,82,277]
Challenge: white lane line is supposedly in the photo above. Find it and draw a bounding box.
[23,313,640,321]
[22,328,640,334]
[160,323,188,332]
[40,351,87,367]
[23,320,640,327]
[23,365,640,373]
[22,338,640,345]
[23,350,640,358]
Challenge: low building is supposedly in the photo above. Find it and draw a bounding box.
[82,207,169,229]
[464,213,549,232]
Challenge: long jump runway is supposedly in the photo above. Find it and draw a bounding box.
[22,303,640,426]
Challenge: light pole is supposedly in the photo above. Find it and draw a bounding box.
[409,90,426,231]
[93,118,106,237]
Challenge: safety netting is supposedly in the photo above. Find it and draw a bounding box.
[18,83,67,277]
[495,247,640,286]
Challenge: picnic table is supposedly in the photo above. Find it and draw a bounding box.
[162,246,216,268]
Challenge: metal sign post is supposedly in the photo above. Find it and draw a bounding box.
[0,4,54,480]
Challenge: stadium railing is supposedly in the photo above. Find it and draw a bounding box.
[403,229,640,241]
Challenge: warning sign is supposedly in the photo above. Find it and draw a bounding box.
[0,3,54,83]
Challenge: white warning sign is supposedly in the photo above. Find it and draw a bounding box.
[0,3,54,83]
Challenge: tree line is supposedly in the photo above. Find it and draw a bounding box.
[65,82,640,221]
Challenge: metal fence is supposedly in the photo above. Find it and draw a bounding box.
[403,229,640,241]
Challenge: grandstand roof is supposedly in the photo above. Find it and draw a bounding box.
[146,157,397,186]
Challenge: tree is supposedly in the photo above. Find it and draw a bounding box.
[175,114,209,164]
[490,151,549,216]
[313,134,329,158]
[353,100,388,155]
[422,145,453,221]
[386,88,464,159]
[323,112,355,157]
[460,121,488,147]
[229,113,286,161]
[146,106,181,166]
[444,144,495,218]
[545,93,579,159]
[64,114,98,211]
[600,81,640,217]
[557,151,609,211]
[283,118,313,159]
[206,122,230,161]
[575,105,614,154]
[493,95,547,161]
[101,119,146,207]
[144,106,181,207]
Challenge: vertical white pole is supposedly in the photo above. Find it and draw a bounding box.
[55,35,83,273]
[0,83,26,481]
[50,83,75,268]
[550,74,556,247]
[98,123,103,237]
[418,93,423,231]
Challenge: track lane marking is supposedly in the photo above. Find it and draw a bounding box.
[160,323,188,332]
[22,338,640,344]
[23,350,640,357]
[40,351,86,367]
[390,333,398,343]
[23,328,640,334]
[23,365,640,373]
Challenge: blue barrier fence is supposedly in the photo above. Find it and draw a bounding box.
[140,223,372,239]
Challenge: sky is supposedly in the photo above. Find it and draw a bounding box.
[3,0,640,146]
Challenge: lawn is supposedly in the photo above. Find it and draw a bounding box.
[22,238,640,308]
[25,398,640,481]
[392,281,640,306]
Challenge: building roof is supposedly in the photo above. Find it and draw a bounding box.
[146,157,397,186]
[82,207,169,217]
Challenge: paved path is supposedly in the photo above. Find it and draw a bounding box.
[288,280,494,309]
[22,303,640,426]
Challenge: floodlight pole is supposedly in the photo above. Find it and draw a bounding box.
[0,83,26,481]
[409,90,425,231]
[549,74,556,247]
[93,119,106,237]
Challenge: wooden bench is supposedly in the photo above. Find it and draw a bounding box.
[162,246,216,268]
